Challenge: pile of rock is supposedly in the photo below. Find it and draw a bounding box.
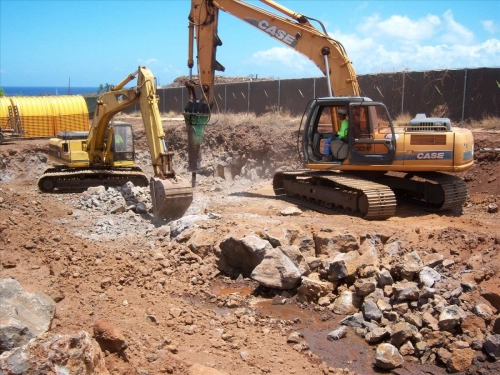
[62,183,158,240]
[72,183,152,216]
[217,227,500,372]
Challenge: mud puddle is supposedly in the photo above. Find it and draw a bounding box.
[210,285,449,374]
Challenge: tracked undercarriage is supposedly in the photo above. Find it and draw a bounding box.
[37,167,149,192]
[273,171,467,220]
[38,166,194,222]
[375,172,468,212]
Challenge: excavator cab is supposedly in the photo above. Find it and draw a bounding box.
[302,98,396,166]
[110,122,135,162]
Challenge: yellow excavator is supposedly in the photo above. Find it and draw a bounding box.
[38,66,193,222]
[184,0,474,219]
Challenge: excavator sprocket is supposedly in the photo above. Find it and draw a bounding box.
[273,171,397,220]
[150,177,193,223]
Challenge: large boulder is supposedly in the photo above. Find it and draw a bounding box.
[314,232,358,258]
[392,281,420,302]
[0,330,109,374]
[419,266,442,288]
[447,348,474,373]
[483,334,500,359]
[0,278,56,353]
[219,235,272,277]
[390,322,417,347]
[327,251,360,281]
[251,246,306,289]
[261,225,299,248]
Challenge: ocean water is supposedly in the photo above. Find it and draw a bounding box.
[2,86,98,96]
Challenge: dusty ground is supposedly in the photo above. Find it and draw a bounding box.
[1,116,500,374]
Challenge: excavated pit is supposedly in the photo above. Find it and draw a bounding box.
[1,116,500,374]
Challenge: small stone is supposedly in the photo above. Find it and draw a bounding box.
[280,206,302,216]
[484,334,500,359]
[327,326,348,341]
[93,318,127,353]
[487,203,498,213]
[100,277,112,289]
[287,331,302,343]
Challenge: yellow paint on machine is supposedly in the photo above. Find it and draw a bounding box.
[0,96,88,138]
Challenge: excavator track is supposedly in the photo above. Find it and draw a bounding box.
[38,167,149,192]
[273,171,397,220]
[376,172,468,212]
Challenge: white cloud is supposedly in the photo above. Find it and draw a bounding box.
[482,20,499,34]
[250,47,311,73]
[327,10,500,74]
[137,58,160,66]
[235,9,500,78]
[440,10,474,45]
[163,64,183,75]
[358,13,440,44]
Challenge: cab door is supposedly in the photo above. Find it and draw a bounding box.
[348,103,396,165]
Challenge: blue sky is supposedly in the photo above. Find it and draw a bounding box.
[1,0,499,87]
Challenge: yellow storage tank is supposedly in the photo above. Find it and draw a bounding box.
[10,96,54,137]
[49,96,89,134]
[0,97,11,130]
[8,96,89,138]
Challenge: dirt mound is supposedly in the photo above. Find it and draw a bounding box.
[164,75,274,88]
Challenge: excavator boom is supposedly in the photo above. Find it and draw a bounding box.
[188,0,359,109]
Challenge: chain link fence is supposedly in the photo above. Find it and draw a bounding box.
[117,67,500,122]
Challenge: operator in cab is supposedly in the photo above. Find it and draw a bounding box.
[323,107,348,161]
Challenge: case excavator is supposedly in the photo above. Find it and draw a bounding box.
[38,66,193,222]
[184,0,474,220]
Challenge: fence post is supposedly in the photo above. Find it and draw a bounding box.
[224,84,227,113]
[248,81,250,115]
[278,79,281,114]
[181,87,184,114]
[462,68,468,122]
[401,71,405,115]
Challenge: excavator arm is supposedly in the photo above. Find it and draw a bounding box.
[187,0,360,111]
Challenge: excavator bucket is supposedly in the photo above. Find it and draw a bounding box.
[150,177,193,223]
